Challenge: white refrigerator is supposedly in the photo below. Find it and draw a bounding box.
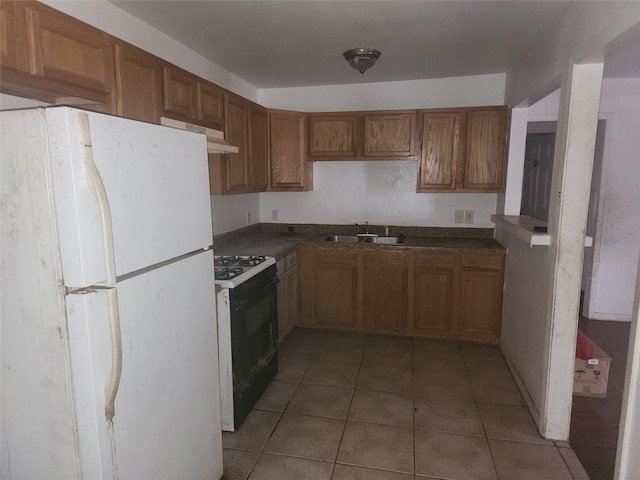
[1,107,223,479]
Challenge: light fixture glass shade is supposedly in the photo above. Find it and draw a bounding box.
[343,48,381,74]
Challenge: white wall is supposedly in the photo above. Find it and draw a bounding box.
[505,1,640,106]
[210,194,260,236]
[262,161,498,228]
[259,73,506,111]
[259,73,505,228]
[584,77,640,321]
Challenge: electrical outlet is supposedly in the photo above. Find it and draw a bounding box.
[454,210,464,224]
[464,210,475,224]
[271,209,279,221]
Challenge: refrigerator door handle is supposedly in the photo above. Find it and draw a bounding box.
[78,112,117,286]
[104,287,122,421]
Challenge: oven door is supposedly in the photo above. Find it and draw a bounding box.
[229,265,279,427]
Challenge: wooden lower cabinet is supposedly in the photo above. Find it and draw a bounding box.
[298,245,359,329]
[298,243,504,343]
[277,252,298,342]
[362,250,409,333]
[458,265,504,341]
[413,254,456,337]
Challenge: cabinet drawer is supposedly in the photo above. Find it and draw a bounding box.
[461,254,503,270]
[364,250,408,268]
[416,253,455,268]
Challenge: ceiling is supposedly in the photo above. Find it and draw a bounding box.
[109,1,640,89]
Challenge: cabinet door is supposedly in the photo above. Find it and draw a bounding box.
[364,113,416,158]
[162,66,198,120]
[458,254,504,343]
[298,245,360,329]
[19,2,114,104]
[198,82,224,129]
[463,108,508,191]
[223,94,251,192]
[362,250,409,333]
[1,1,18,72]
[249,104,269,191]
[413,254,456,336]
[418,111,462,191]
[114,43,162,124]
[308,115,360,158]
[270,111,310,191]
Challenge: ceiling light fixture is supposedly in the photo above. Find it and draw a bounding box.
[343,48,381,74]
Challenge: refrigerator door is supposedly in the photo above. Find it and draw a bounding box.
[66,251,222,480]
[46,107,212,288]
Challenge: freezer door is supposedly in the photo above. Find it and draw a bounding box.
[47,107,212,288]
[66,251,222,480]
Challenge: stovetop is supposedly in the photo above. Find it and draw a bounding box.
[214,255,276,287]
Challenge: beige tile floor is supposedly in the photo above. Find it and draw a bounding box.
[222,328,589,480]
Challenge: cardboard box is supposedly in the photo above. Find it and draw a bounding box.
[573,338,611,398]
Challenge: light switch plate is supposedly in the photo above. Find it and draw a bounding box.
[464,210,475,224]
[455,210,464,224]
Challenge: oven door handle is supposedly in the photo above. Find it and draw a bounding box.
[234,277,279,310]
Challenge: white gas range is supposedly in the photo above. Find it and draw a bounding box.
[214,255,279,431]
[214,255,276,287]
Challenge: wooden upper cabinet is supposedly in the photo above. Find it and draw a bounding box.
[418,111,462,191]
[249,103,269,192]
[308,114,360,158]
[269,110,312,191]
[210,98,271,195]
[162,66,198,120]
[363,112,417,158]
[418,106,508,193]
[162,65,225,129]
[463,108,508,190]
[1,1,18,72]
[1,1,115,106]
[308,111,417,160]
[198,82,224,130]
[223,94,251,193]
[114,42,162,124]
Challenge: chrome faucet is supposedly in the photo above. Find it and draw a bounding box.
[354,221,369,234]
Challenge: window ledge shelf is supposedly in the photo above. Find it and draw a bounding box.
[491,215,593,248]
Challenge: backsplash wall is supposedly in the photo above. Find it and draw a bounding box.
[260,160,498,228]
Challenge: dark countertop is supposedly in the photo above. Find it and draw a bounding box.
[214,224,506,259]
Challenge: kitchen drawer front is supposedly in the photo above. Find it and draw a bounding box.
[461,254,503,270]
[416,253,456,268]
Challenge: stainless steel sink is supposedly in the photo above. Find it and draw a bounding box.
[324,235,406,245]
[369,236,406,245]
[324,235,361,243]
